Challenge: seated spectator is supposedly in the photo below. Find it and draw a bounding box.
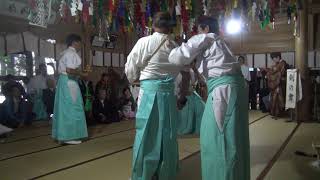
[95,73,109,96]
[92,89,120,124]
[42,79,56,118]
[2,86,32,128]
[78,76,94,112]
[78,76,94,125]
[2,74,26,98]
[95,72,120,112]
[27,64,48,120]
[119,87,136,119]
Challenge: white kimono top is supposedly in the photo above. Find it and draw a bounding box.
[58,47,82,102]
[169,33,242,132]
[125,32,184,83]
[58,47,82,75]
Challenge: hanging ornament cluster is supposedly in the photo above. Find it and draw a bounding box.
[28,0,52,28]
[31,0,302,35]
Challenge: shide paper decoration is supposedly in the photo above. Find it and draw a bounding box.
[19,0,301,35]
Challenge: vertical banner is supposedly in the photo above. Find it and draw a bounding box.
[285,69,302,109]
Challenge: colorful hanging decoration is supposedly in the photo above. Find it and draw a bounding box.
[35,0,301,36]
[251,2,257,21]
[28,0,52,28]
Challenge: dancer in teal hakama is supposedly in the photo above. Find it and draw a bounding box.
[52,34,88,145]
[125,12,188,180]
[169,16,250,180]
[176,69,205,135]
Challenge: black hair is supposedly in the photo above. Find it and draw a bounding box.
[238,56,245,62]
[153,12,176,29]
[197,16,219,34]
[270,52,281,59]
[122,87,130,94]
[66,34,81,47]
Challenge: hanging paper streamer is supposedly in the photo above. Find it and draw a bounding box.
[202,0,208,15]
[28,0,52,28]
[181,0,189,33]
[251,2,257,21]
[70,0,78,16]
[269,0,277,23]
[233,0,238,8]
[145,0,152,35]
[82,0,90,24]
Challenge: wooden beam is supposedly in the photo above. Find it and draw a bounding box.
[295,0,312,122]
[21,32,26,52]
[308,13,314,50]
[309,5,320,14]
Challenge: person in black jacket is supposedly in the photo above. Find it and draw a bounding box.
[92,89,119,124]
[78,76,94,125]
[42,79,56,118]
[78,76,94,109]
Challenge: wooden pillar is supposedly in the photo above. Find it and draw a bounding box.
[81,23,92,70]
[295,0,311,122]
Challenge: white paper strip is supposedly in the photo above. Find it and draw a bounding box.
[6,34,23,54]
[104,52,111,66]
[254,54,266,68]
[0,36,4,55]
[92,51,103,66]
[285,69,302,110]
[40,39,54,58]
[23,32,38,54]
[246,54,253,68]
[308,51,315,68]
[112,53,119,67]
[282,52,295,67]
[120,54,125,67]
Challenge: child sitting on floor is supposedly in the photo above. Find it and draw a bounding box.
[119,87,136,120]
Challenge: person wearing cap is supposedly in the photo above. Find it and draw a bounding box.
[52,34,88,145]
[169,16,250,180]
[125,12,188,180]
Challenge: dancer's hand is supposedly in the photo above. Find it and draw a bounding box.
[177,96,188,110]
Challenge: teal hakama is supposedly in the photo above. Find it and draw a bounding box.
[200,75,250,180]
[177,91,205,135]
[31,90,48,120]
[52,74,88,141]
[132,78,179,180]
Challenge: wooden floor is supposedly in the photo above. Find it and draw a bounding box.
[0,111,319,180]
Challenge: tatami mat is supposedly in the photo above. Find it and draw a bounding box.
[37,139,201,180]
[0,130,135,179]
[36,112,266,180]
[175,117,298,180]
[265,123,320,180]
[0,111,267,180]
[0,120,134,161]
[250,118,297,179]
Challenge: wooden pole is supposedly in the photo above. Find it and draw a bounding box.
[295,0,312,122]
[82,23,92,70]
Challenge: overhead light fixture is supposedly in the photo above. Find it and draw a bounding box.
[226,19,242,35]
